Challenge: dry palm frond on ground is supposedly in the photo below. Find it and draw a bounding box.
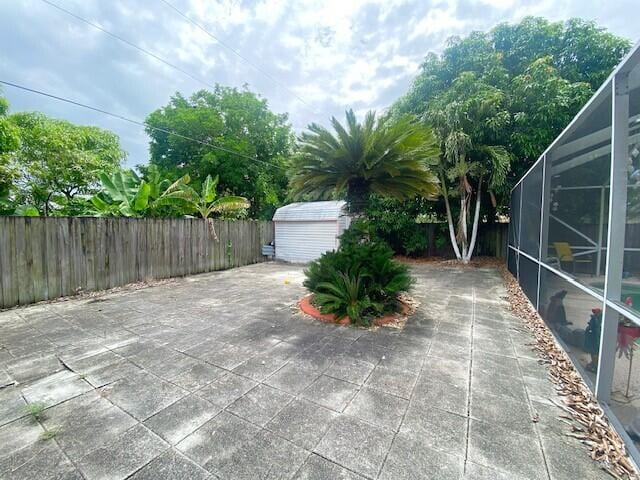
[500,265,639,480]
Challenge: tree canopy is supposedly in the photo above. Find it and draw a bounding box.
[0,97,125,215]
[394,16,630,194]
[389,16,630,261]
[145,86,294,219]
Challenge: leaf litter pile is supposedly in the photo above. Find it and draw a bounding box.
[500,264,639,480]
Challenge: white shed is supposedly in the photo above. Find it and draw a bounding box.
[273,201,351,263]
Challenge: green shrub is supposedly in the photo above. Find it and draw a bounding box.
[304,223,413,326]
[315,271,380,325]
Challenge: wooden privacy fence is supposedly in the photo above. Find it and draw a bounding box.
[422,222,508,258]
[0,217,274,309]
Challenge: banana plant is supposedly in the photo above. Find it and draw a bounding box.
[160,174,250,240]
[90,166,190,217]
[178,175,250,219]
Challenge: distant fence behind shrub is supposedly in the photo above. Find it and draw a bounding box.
[0,217,274,309]
[421,222,508,259]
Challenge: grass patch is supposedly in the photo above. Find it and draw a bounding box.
[39,426,60,441]
[24,401,47,421]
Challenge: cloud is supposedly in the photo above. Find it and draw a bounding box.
[0,0,636,166]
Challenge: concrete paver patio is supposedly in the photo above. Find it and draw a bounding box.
[0,262,611,479]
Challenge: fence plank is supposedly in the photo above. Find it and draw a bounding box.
[184,219,192,276]
[29,218,47,302]
[14,218,33,305]
[74,218,87,293]
[213,220,221,270]
[0,218,19,307]
[94,218,106,291]
[1,217,274,308]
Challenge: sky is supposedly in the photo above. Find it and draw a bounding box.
[0,0,637,168]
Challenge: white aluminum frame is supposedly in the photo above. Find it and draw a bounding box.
[507,39,640,462]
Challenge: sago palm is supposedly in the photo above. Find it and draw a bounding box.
[290,109,440,214]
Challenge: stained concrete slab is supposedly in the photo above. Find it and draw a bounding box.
[0,387,27,427]
[128,449,213,480]
[266,398,337,450]
[77,425,168,480]
[327,356,376,385]
[0,262,617,480]
[314,415,394,478]
[0,439,75,479]
[0,416,44,461]
[144,394,220,445]
[196,373,257,409]
[101,371,187,420]
[468,419,548,480]
[400,403,467,456]
[293,454,366,480]
[364,365,418,399]
[301,375,359,412]
[212,429,308,480]
[264,361,324,394]
[41,391,137,461]
[344,387,408,431]
[379,433,464,480]
[170,362,226,392]
[470,389,537,437]
[21,370,93,408]
[226,383,293,426]
[176,411,260,468]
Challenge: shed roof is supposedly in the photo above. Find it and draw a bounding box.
[273,201,347,221]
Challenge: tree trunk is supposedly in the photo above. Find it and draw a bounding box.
[465,177,483,262]
[458,175,472,263]
[440,173,462,260]
[43,191,53,217]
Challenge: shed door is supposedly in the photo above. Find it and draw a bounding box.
[275,221,338,263]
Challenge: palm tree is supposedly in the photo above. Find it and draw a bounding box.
[426,73,511,263]
[290,109,440,214]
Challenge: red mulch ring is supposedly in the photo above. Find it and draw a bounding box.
[298,294,411,326]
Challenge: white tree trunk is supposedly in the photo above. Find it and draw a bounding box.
[460,194,468,262]
[465,178,483,262]
[441,174,462,260]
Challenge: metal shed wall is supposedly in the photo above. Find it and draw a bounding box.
[273,201,350,263]
[274,220,339,262]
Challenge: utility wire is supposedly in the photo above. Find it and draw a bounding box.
[157,0,317,113]
[0,80,286,170]
[41,0,217,91]
[41,0,317,115]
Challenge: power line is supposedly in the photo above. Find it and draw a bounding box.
[41,0,317,115]
[41,0,217,91]
[0,79,286,170]
[157,0,317,113]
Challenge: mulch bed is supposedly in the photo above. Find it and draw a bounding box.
[395,255,503,267]
[298,293,415,328]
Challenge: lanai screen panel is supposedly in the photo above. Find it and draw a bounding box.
[543,83,612,293]
[520,161,543,259]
